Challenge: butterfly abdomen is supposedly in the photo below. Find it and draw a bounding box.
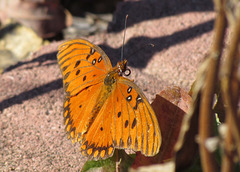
[84,81,117,133]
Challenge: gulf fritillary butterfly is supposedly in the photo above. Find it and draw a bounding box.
[57,39,161,160]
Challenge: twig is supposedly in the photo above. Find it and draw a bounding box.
[221,117,235,172]
[199,0,227,171]
[221,3,240,171]
[222,9,240,157]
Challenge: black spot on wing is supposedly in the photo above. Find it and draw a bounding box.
[76,69,80,75]
[133,94,143,110]
[92,58,96,65]
[126,95,132,102]
[62,65,68,72]
[117,112,121,118]
[86,54,90,60]
[98,56,102,63]
[86,48,96,60]
[127,86,132,94]
[90,48,95,54]
[83,75,86,81]
[125,120,129,128]
[74,60,81,68]
[131,118,137,129]
[64,72,70,80]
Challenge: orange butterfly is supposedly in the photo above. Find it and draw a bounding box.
[57,39,161,160]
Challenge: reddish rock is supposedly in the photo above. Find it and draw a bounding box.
[0,0,214,170]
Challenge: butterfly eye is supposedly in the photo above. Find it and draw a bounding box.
[123,68,131,76]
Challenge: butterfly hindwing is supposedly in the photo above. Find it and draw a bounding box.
[57,39,112,96]
[111,77,161,156]
[80,92,115,159]
[80,76,161,159]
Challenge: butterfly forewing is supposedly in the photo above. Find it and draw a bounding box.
[57,39,112,96]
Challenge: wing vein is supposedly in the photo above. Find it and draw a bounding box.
[112,90,117,146]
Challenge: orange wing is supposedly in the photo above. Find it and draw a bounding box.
[79,76,161,160]
[57,39,113,157]
[112,77,161,156]
[57,39,112,96]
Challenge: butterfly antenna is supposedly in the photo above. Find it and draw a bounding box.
[126,43,155,60]
[121,15,128,61]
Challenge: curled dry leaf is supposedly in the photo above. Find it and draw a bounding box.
[131,86,192,169]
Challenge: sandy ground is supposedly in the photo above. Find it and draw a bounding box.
[0,0,215,171]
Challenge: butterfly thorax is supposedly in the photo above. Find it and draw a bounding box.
[104,59,128,86]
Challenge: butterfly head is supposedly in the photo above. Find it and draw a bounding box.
[117,59,131,76]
